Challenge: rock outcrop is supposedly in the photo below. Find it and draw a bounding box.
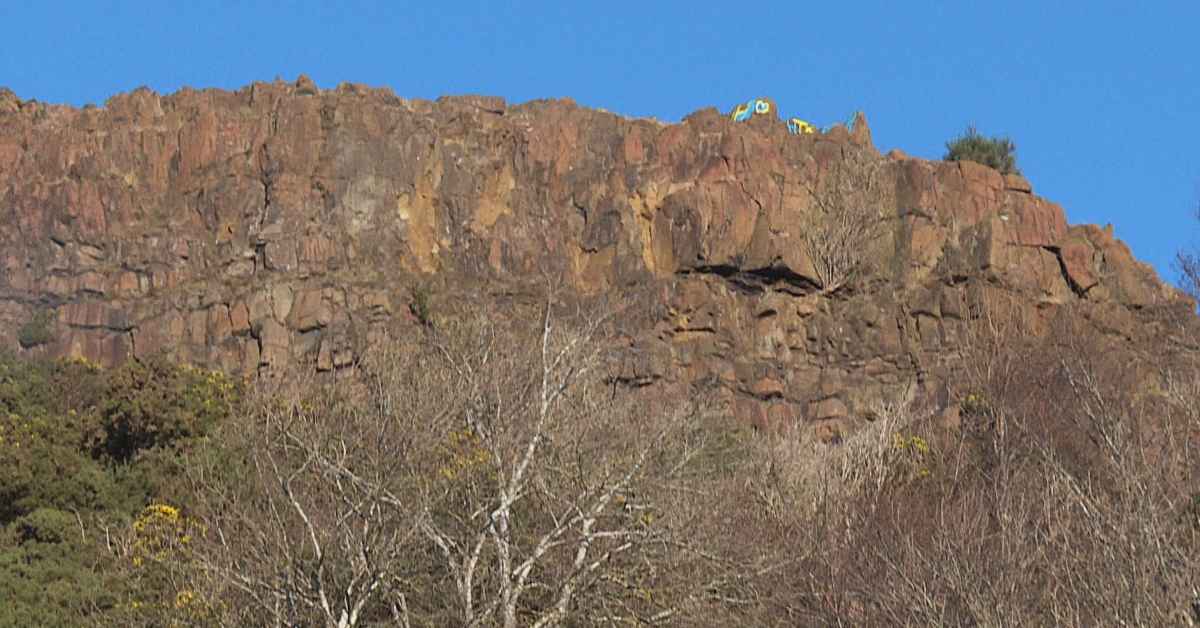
[0,78,1193,436]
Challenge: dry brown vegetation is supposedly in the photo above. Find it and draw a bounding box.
[800,148,890,295]
[162,292,1200,627]
[747,299,1200,626]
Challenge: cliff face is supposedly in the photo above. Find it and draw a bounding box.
[0,78,1192,435]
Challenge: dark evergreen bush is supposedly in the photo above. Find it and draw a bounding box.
[0,352,239,626]
[944,124,1020,175]
[17,315,55,349]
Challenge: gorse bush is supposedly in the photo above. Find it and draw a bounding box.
[0,352,239,627]
[944,124,1021,175]
[96,355,238,462]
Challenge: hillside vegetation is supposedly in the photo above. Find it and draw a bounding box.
[0,353,236,626]
[4,295,1200,627]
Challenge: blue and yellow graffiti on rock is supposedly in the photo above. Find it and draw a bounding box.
[787,118,815,134]
[730,97,814,135]
[732,98,772,122]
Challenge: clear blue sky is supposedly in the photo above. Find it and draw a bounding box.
[3,1,1198,282]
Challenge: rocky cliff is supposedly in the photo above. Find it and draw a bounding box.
[0,77,1193,436]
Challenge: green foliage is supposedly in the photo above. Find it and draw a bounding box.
[944,124,1021,175]
[0,516,125,628]
[17,314,55,349]
[0,351,239,626]
[0,356,119,522]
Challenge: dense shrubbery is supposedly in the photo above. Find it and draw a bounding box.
[96,358,237,462]
[944,124,1021,175]
[0,352,237,627]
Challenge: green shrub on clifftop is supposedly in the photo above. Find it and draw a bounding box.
[944,124,1020,175]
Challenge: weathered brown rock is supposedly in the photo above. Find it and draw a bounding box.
[295,74,319,96]
[810,397,849,421]
[1004,173,1033,193]
[849,111,871,145]
[0,81,1193,438]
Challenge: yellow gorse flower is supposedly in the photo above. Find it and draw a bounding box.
[69,355,102,371]
[891,432,930,454]
[436,427,491,480]
[962,393,991,416]
[132,503,204,566]
[891,432,933,480]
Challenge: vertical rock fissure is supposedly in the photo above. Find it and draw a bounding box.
[1046,245,1087,298]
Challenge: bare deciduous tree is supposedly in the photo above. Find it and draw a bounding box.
[801,148,889,295]
[415,300,703,627]
[186,297,741,627]
[185,373,427,628]
[1173,187,1200,303]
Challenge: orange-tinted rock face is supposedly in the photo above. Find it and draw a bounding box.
[0,79,1193,436]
